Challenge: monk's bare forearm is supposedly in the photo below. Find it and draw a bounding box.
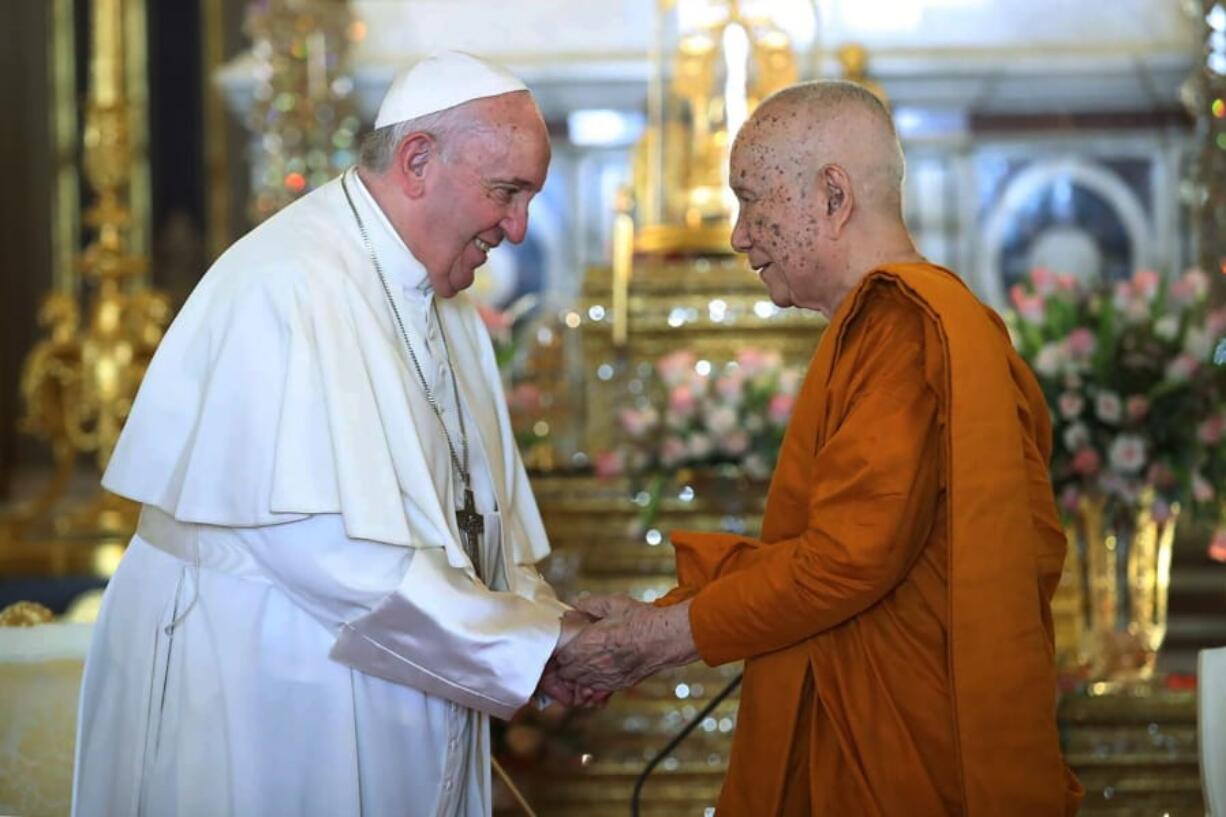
[552,599,699,691]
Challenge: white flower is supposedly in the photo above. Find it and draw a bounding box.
[744,454,770,479]
[1034,342,1066,377]
[1185,328,1212,360]
[1154,314,1179,341]
[1107,434,1147,474]
[778,368,803,397]
[1194,472,1215,503]
[1063,422,1090,451]
[705,404,738,436]
[1058,392,1085,420]
[1165,353,1199,382]
[687,433,714,460]
[1094,391,1122,425]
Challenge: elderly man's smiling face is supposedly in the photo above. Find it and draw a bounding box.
[418,92,551,297]
[728,106,854,317]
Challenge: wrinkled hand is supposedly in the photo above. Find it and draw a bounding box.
[552,594,699,692]
[534,610,611,708]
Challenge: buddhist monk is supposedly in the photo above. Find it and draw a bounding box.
[551,80,1084,815]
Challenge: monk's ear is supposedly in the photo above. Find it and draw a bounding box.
[392,132,437,199]
[818,163,853,238]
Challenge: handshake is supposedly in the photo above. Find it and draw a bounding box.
[535,594,701,709]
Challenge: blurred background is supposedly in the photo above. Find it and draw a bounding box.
[1,1,1224,815]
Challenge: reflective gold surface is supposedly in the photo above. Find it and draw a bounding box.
[1067,491,1180,684]
[4,0,170,548]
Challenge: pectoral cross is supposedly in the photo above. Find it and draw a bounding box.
[456,487,485,579]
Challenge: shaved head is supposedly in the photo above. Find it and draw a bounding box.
[743,80,905,218]
[728,80,921,316]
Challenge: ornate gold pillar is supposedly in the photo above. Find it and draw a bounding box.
[48,0,80,296]
[3,0,170,557]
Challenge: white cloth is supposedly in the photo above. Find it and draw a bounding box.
[1200,647,1226,815]
[73,172,567,817]
[374,51,527,129]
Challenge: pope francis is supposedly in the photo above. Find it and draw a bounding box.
[71,51,589,817]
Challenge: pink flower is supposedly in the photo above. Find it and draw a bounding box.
[618,406,658,438]
[476,303,512,342]
[1030,267,1057,296]
[593,450,624,478]
[1152,499,1174,525]
[1169,268,1209,307]
[1055,274,1078,293]
[1146,461,1176,489]
[734,348,780,379]
[656,351,696,387]
[778,368,803,397]
[1065,328,1096,360]
[1095,391,1122,425]
[1132,269,1161,300]
[1198,415,1226,445]
[1113,281,1149,324]
[1193,473,1215,503]
[1108,434,1147,474]
[1208,529,1226,563]
[718,429,750,456]
[1009,285,1045,323]
[660,436,687,467]
[508,384,541,413]
[768,393,795,426]
[668,385,697,419]
[1060,485,1081,514]
[716,370,746,403]
[1165,353,1199,382]
[1071,448,1101,476]
[1058,392,1085,420]
[1207,308,1226,338]
[1125,395,1149,421]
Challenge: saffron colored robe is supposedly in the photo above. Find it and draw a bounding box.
[661,263,1083,816]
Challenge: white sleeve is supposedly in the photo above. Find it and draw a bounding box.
[240,513,564,721]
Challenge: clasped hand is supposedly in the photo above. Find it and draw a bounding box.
[537,594,699,707]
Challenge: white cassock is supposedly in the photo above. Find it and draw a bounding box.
[71,170,568,817]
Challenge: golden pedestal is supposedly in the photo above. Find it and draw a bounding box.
[518,473,763,816]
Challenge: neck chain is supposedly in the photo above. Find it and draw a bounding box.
[340,169,471,491]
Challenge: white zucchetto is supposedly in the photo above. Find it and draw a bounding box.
[374,50,529,129]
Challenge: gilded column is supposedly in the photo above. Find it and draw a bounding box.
[7,0,171,544]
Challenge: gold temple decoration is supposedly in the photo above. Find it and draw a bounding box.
[837,43,888,107]
[8,0,170,543]
[1065,490,1179,686]
[0,602,56,628]
[635,0,798,255]
[575,0,819,457]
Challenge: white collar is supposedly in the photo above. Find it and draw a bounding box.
[348,168,432,295]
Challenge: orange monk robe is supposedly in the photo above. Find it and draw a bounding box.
[659,263,1083,816]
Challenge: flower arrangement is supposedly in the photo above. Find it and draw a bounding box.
[1004,266,1226,552]
[595,347,805,481]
